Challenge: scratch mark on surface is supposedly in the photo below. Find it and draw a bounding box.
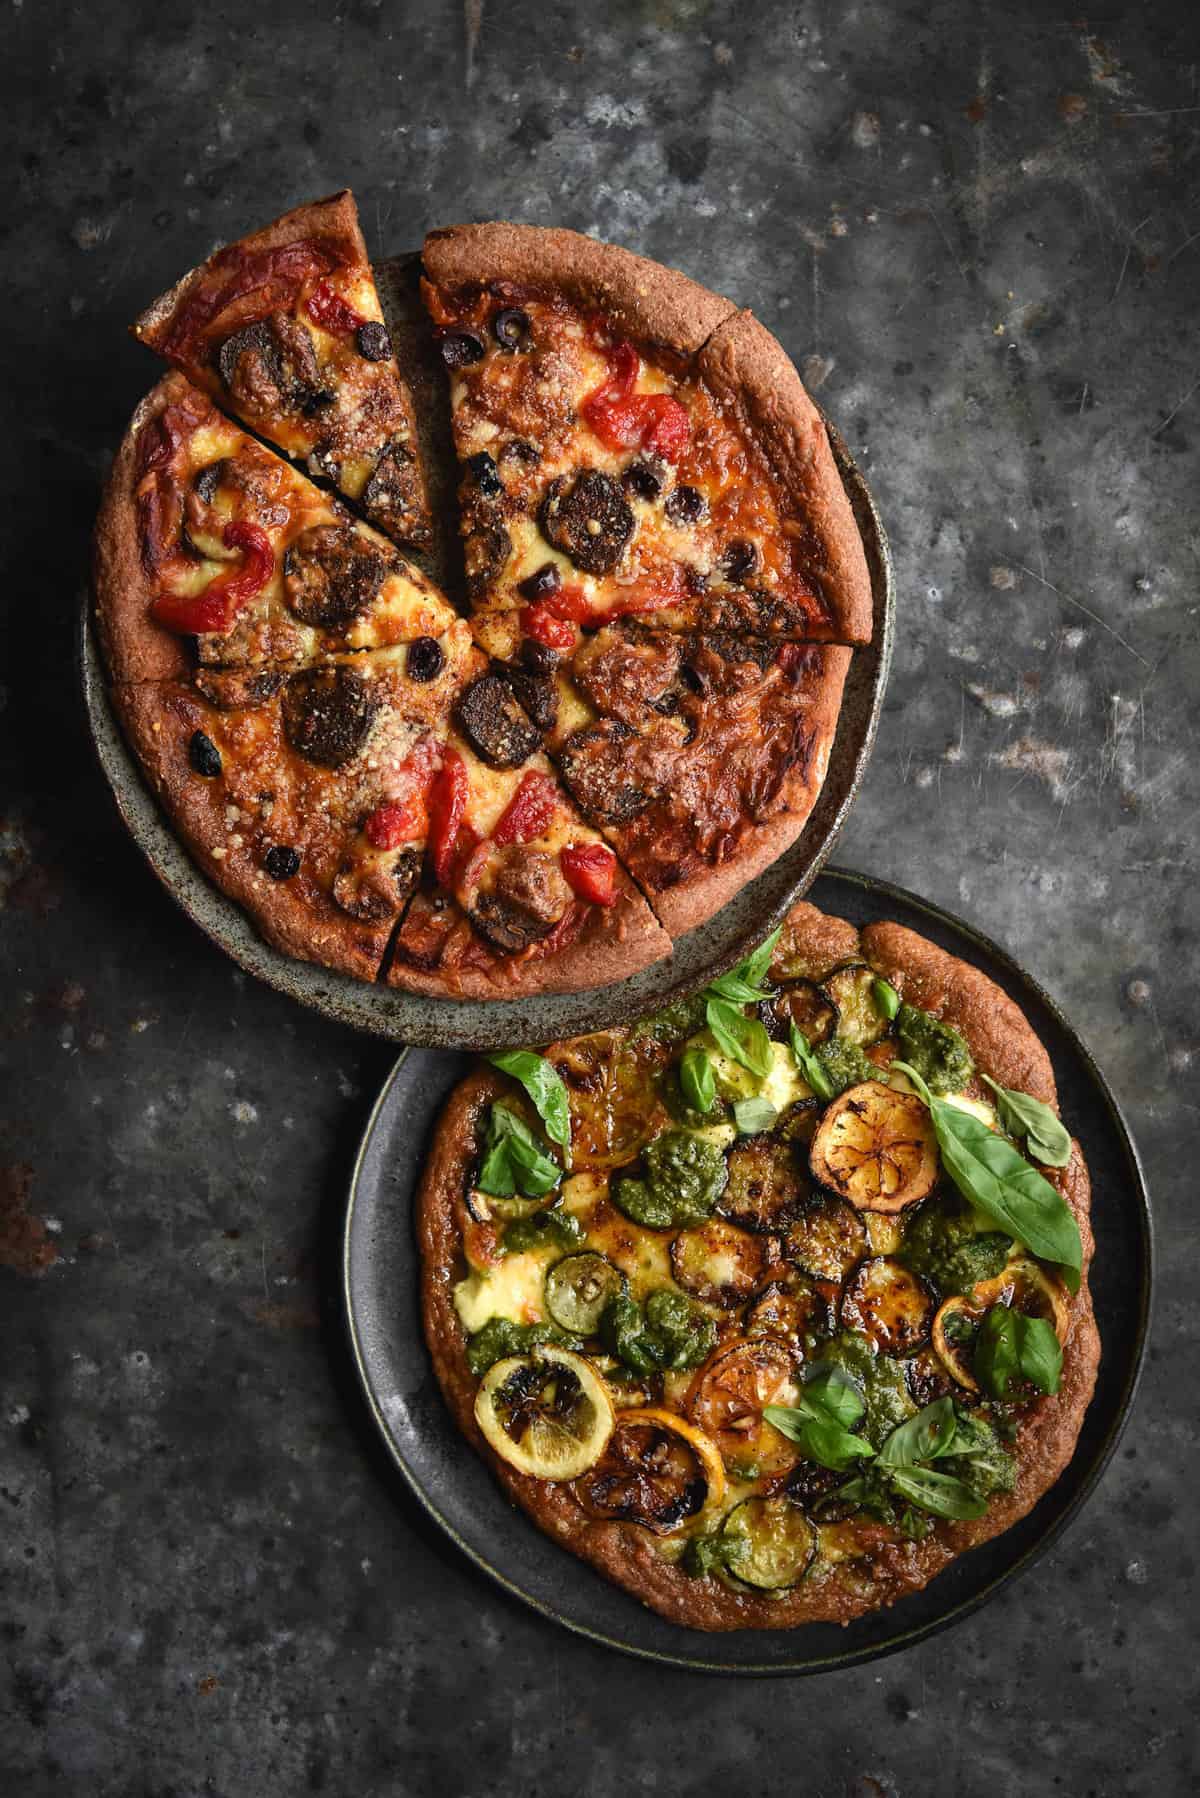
[1150,375,1200,439]
[464,0,484,91]
[1013,562,1150,666]
[1110,217,1151,303]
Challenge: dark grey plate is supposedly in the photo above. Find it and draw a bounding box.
[342,868,1152,1674]
[81,395,892,1050]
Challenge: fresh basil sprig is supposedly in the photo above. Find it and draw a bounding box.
[707,996,773,1079]
[788,1021,835,1102]
[974,1305,1063,1399]
[704,926,781,1005]
[872,976,901,1021]
[733,1097,778,1136]
[764,1368,875,1471]
[833,1397,987,1522]
[476,1103,561,1199]
[885,1466,987,1521]
[890,1061,1082,1292]
[876,1394,959,1468]
[680,1045,716,1115]
[488,1051,572,1163]
[981,1076,1072,1168]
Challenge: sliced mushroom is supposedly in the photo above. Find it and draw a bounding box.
[809,1083,939,1214]
[557,720,654,825]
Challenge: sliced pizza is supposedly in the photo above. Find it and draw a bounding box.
[95,375,466,684]
[386,736,670,998]
[420,222,872,645]
[132,191,430,547]
[113,640,487,980]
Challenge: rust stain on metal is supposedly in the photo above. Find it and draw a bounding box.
[246,1298,321,1330]
[0,1164,59,1276]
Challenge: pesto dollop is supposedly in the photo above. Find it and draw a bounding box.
[900,1196,1011,1297]
[812,1038,875,1097]
[465,1316,582,1377]
[938,1409,1016,1500]
[632,991,707,1048]
[612,1130,728,1230]
[895,1002,975,1095]
[815,1331,915,1447]
[500,1208,584,1256]
[600,1288,716,1374]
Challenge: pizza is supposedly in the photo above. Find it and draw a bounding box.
[95,199,877,996]
[416,900,1099,1629]
[133,192,430,549]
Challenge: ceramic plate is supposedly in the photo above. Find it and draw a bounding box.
[341,868,1152,1674]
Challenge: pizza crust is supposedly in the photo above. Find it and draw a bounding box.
[416,903,1101,1630]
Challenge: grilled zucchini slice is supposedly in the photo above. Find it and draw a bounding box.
[839,1255,935,1356]
[720,1496,818,1591]
[669,1218,777,1309]
[717,1134,805,1233]
[782,1192,868,1282]
[809,1082,939,1213]
[746,1273,837,1348]
[543,1253,627,1335]
[823,963,891,1048]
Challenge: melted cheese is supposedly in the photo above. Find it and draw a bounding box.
[452,1250,551,1333]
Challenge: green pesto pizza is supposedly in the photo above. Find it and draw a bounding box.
[416,899,1099,1630]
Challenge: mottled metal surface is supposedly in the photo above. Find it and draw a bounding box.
[343,871,1150,1675]
[1,1,1195,1793]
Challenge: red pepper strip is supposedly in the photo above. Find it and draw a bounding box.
[306,279,366,336]
[427,751,470,887]
[640,394,690,460]
[582,338,691,463]
[160,237,347,358]
[453,832,490,897]
[605,562,689,620]
[520,604,576,651]
[559,842,619,906]
[149,519,274,635]
[492,771,559,847]
[364,799,426,851]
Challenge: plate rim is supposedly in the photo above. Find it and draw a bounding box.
[79,406,893,1050]
[340,866,1154,1676]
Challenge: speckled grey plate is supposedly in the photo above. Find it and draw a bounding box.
[342,868,1151,1675]
[81,394,892,1049]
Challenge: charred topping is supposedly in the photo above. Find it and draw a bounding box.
[463,518,512,600]
[622,459,664,501]
[454,673,541,769]
[192,459,229,506]
[361,439,426,542]
[465,451,504,498]
[721,538,761,582]
[192,669,284,711]
[282,523,390,628]
[355,320,392,362]
[280,664,379,769]
[406,636,446,683]
[439,330,486,368]
[664,483,707,526]
[264,845,300,881]
[517,561,562,603]
[558,719,654,824]
[491,659,558,733]
[539,469,633,576]
[188,731,222,778]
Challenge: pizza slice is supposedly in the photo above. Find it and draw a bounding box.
[113,640,484,981]
[386,736,670,998]
[520,622,853,938]
[95,375,466,684]
[132,191,429,547]
[420,222,871,645]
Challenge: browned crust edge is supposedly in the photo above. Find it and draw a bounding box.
[421,222,738,358]
[699,312,873,646]
[132,190,364,352]
[416,904,1101,1631]
[113,681,392,983]
[92,373,199,686]
[649,647,852,938]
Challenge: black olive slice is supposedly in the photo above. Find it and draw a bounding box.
[406,637,446,683]
[463,518,512,600]
[355,320,392,362]
[282,524,390,628]
[264,845,300,881]
[622,460,664,500]
[188,731,222,778]
[465,451,503,498]
[539,470,633,576]
[721,537,760,582]
[493,307,531,351]
[664,484,707,526]
[439,330,486,368]
[193,460,229,505]
[517,561,562,603]
[454,674,541,769]
[281,665,379,769]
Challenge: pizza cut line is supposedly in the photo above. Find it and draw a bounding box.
[95,198,877,994]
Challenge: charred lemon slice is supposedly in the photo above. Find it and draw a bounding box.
[809,1082,939,1213]
[720,1496,819,1592]
[932,1257,1070,1392]
[474,1346,614,1480]
[574,1406,725,1533]
[686,1337,800,1477]
[550,1031,669,1171]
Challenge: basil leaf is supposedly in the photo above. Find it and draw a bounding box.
[488,1051,572,1162]
[706,927,781,1005]
[974,1306,1062,1398]
[886,1466,988,1521]
[680,1046,716,1115]
[982,1076,1072,1168]
[706,997,773,1079]
[477,1104,561,1199]
[877,1396,959,1469]
[788,1022,835,1102]
[891,1062,1082,1292]
[872,977,901,1022]
[733,1097,778,1135]
[763,1405,875,1472]
[802,1366,865,1431]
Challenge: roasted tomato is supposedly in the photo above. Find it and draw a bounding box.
[717,1134,806,1234]
[809,1083,939,1213]
[839,1256,935,1357]
[669,1218,778,1309]
[686,1337,800,1478]
[574,1407,724,1533]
